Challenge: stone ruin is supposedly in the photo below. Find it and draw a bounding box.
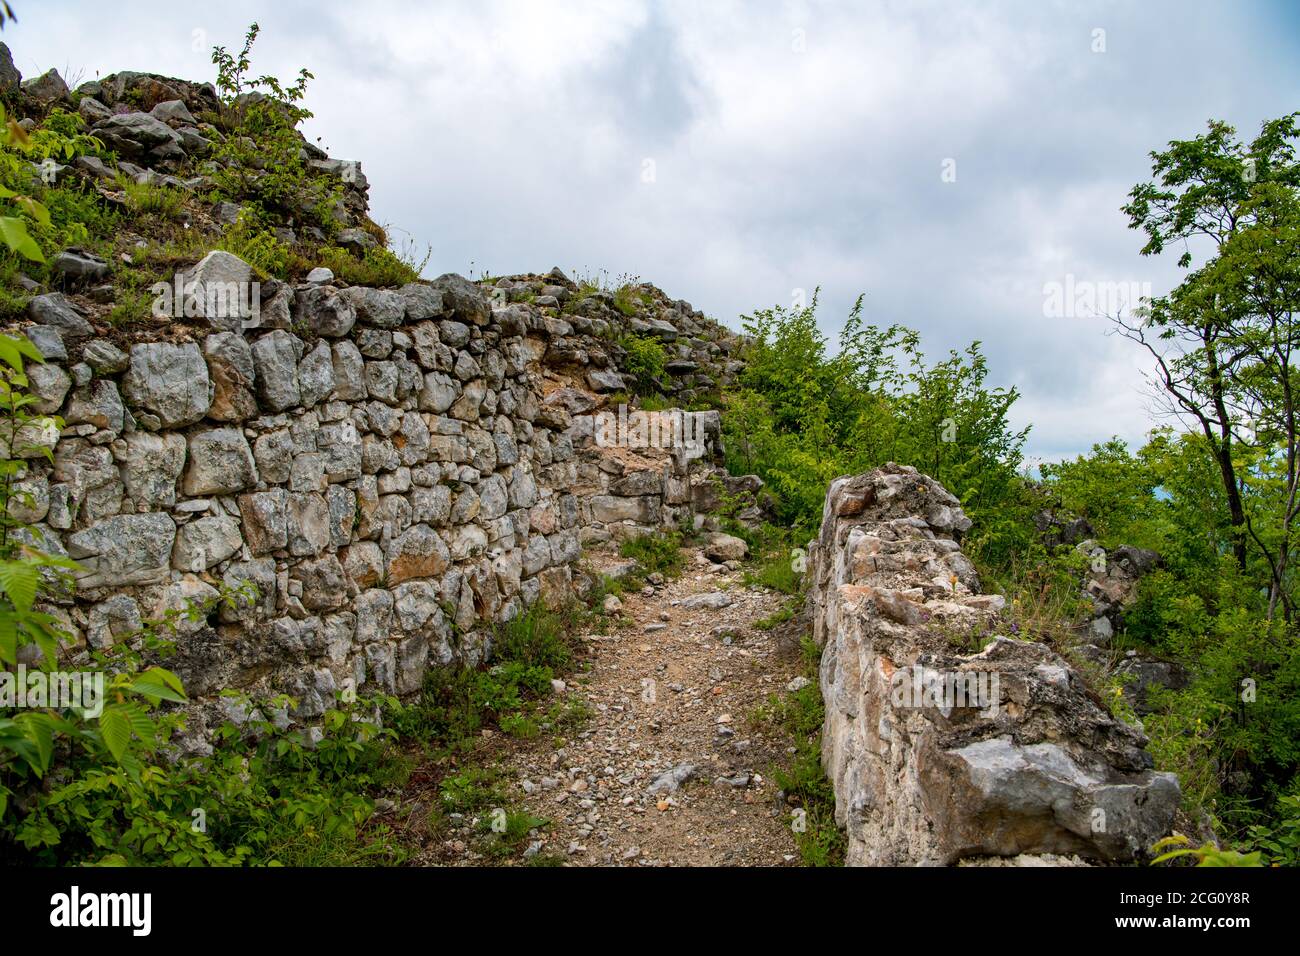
[807,464,1180,865]
[15,265,755,750]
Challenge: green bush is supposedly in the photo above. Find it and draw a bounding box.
[314,243,421,287]
[618,333,668,396]
[619,532,684,576]
[217,213,291,278]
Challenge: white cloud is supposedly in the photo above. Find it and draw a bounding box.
[6,0,1295,462]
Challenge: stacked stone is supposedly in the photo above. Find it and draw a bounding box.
[489,271,745,407]
[15,267,622,729]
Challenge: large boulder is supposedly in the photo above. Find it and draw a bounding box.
[181,251,255,331]
[0,42,20,96]
[27,293,94,341]
[21,68,68,107]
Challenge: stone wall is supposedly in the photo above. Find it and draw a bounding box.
[13,263,740,749]
[808,464,1179,865]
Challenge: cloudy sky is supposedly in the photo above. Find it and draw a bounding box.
[10,1,1299,463]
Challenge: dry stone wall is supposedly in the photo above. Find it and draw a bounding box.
[13,264,744,750]
[808,464,1180,865]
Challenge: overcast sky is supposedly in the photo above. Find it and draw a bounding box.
[10,1,1300,463]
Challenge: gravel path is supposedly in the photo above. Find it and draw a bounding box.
[443,546,807,866]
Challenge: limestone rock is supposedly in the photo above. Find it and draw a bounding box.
[122,342,211,427]
[809,464,1179,866]
[183,428,258,496]
[67,513,176,589]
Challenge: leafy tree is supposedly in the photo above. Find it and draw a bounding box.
[1117,113,1300,580]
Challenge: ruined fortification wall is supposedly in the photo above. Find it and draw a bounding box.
[808,463,1180,865]
[14,262,744,750]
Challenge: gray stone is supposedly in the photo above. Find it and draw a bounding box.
[238,489,288,554]
[330,340,366,401]
[22,68,68,107]
[354,589,394,643]
[704,532,748,563]
[181,250,255,331]
[86,595,142,649]
[252,429,294,484]
[52,440,122,522]
[221,558,278,623]
[64,379,125,434]
[119,431,186,508]
[411,484,451,526]
[92,110,181,160]
[295,285,357,338]
[399,283,443,321]
[286,492,331,557]
[204,332,258,421]
[150,99,196,126]
[183,428,258,495]
[172,514,243,571]
[28,293,94,340]
[52,248,109,283]
[251,331,303,411]
[364,361,399,404]
[340,286,404,329]
[317,420,362,481]
[342,540,385,588]
[587,368,625,392]
[7,475,49,524]
[26,362,71,414]
[67,513,176,588]
[646,763,696,795]
[82,339,129,374]
[431,274,490,326]
[681,591,732,610]
[297,341,335,407]
[0,42,20,96]
[326,484,356,547]
[292,555,348,611]
[418,371,459,413]
[24,326,66,363]
[385,523,451,585]
[122,342,211,427]
[336,228,377,252]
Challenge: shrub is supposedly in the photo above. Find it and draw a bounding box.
[618,333,668,396]
[217,213,291,278]
[313,243,420,287]
[619,532,683,576]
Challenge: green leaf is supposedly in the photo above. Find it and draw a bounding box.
[14,711,55,774]
[99,706,133,763]
[0,216,43,262]
[128,668,188,704]
[0,559,40,612]
[13,195,50,228]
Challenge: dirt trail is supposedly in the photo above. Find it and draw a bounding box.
[462,546,806,866]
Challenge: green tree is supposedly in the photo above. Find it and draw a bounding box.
[1117,113,1300,577]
